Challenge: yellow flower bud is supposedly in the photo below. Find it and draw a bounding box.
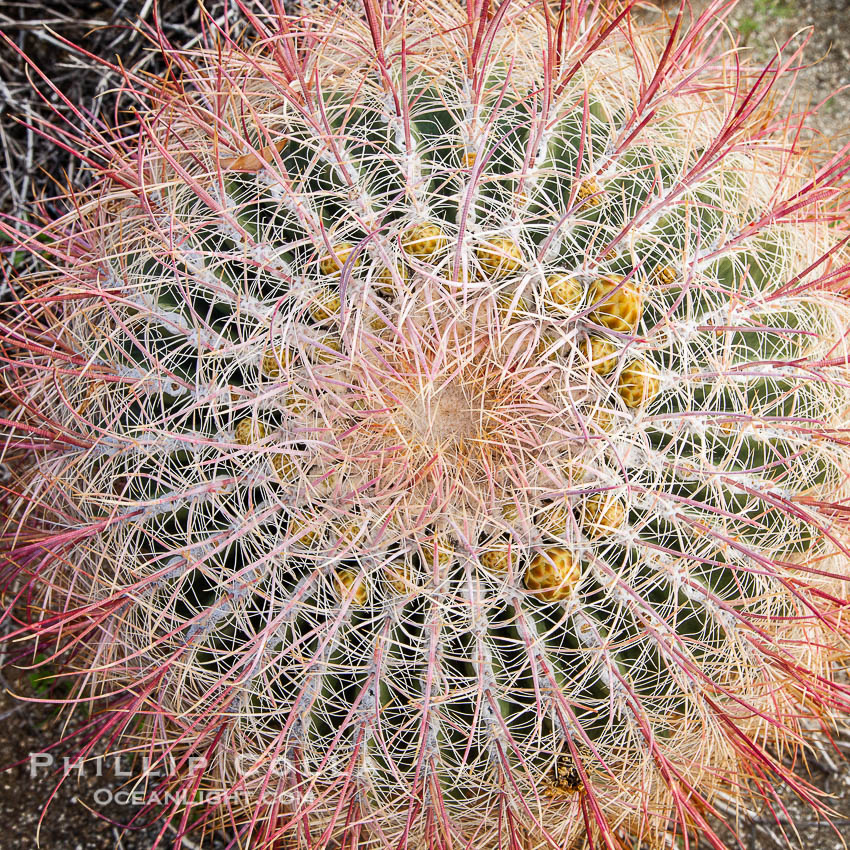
[584,335,619,376]
[576,177,602,207]
[402,223,448,262]
[334,568,368,607]
[524,547,581,602]
[588,276,642,333]
[477,237,524,279]
[544,274,583,314]
[319,242,359,276]
[581,495,626,540]
[309,287,342,323]
[234,419,266,445]
[262,347,290,378]
[617,358,660,409]
[480,543,519,574]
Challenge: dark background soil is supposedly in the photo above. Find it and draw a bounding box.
[2,1,850,848]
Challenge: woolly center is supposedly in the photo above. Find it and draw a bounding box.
[298,291,593,540]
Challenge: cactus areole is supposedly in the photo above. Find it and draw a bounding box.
[4,1,850,848]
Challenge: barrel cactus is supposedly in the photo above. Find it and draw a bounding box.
[4,0,850,848]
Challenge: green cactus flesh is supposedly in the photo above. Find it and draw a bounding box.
[8,3,850,848]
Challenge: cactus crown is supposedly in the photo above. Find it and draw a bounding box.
[4,1,850,849]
